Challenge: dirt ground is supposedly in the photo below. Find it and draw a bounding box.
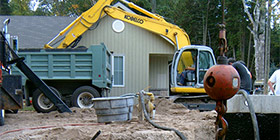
[0,98,216,140]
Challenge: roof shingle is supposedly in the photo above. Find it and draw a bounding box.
[0,16,76,48]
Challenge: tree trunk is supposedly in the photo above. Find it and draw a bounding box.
[257,12,266,80]
[208,30,211,47]
[240,30,245,61]
[151,0,156,13]
[232,45,236,59]
[250,56,255,74]
[203,0,210,46]
[247,33,252,68]
[264,0,272,95]
[242,0,266,81]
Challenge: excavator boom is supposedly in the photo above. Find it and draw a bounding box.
[44,0,190,49]
[104,6,190,49]
[45,0,114,49]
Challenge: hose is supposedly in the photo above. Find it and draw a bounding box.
[0,123,104,137]
[237,89,260,140]
[120,93,137,97]
[139,91,187,140]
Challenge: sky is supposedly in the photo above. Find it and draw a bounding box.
[30,0,40,11]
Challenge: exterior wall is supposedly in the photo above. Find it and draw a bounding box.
[78,16,174,96]
[149,55,171,96]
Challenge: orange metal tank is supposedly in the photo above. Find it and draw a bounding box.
[203,65,240,100]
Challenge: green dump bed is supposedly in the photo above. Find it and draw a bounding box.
[12,43,112,90]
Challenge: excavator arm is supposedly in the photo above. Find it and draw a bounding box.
[103,5,191,49]
[44,0,190,49]
[44,0,114,49]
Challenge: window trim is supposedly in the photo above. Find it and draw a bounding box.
[112,55,125,87]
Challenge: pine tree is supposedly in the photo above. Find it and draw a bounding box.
[0,0,12,15]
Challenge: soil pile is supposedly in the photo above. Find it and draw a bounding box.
[0,98,216,140]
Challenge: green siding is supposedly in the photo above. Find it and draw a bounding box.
[149,55,170,90]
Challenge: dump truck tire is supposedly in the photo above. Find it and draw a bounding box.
[0,109,4,126]
[71,86,100,108]
[32,87,61,113]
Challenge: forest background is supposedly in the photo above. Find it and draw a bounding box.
[0,0,280,93]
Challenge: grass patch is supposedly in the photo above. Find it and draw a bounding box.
[20,105,35,111]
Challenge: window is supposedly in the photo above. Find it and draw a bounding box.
[11,36,18,52]
[113,55,125,87]
[198,51,215,84]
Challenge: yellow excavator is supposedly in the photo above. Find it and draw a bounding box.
[44,0,216,105]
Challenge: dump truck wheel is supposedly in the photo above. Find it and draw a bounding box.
[71,86,100,108]
[0,109,4,126]
[32,87,61,113]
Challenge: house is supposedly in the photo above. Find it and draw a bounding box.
[0,3,176,97]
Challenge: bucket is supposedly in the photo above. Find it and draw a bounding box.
[92,96,134,123]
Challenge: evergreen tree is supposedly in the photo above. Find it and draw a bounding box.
[270,25,280,67]
[226,0,251,61]
[0,0,12,15]
[155,0,221,50]
[36,0,93,16]
[9,0,32,15]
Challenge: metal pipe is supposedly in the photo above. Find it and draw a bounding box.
[2,19,10,34]
[175,33,179,50]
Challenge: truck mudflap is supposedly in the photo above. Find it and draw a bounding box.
[0,74,23,126]
[170,95,216,111]
[0,75,23,110]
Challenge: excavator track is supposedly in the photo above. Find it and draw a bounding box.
[169,95,216,111]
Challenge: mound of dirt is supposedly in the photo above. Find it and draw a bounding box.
[0,98,216,140]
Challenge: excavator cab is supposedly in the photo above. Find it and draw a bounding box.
[170,45,216,94]
[177,50,197,86]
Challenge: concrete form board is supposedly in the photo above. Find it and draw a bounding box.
[227,95,280,114]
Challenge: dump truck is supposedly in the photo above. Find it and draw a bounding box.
[12,43,112,113]
[1,19,71,125]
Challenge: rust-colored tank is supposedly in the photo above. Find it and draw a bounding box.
[203,65,240,100]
